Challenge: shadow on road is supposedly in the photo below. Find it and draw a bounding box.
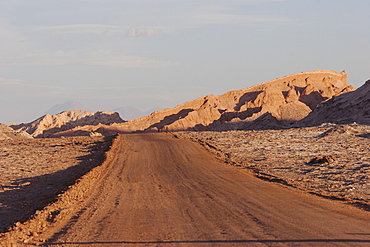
[0,136,114,234]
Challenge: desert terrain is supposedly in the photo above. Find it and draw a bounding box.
[2,134,370,246]
[1,70,370,245]
[181,123,370,210]
[0,136,113,242]
[49,70,354,135]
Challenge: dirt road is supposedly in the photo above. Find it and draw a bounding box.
[46,133,370,246]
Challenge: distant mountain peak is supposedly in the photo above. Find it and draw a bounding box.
[45,101,90,115]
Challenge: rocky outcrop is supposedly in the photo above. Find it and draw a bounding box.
[298,79,370,126]
[105,70,352,132]
[0,124,32,140]
[15,70,353,137]
[9,110,125,138]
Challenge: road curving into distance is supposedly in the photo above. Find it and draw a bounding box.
[45,133,370,246]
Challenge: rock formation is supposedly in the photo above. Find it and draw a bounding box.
[0,124,32,140]
[298,79,370,126]
[9,110,125,138]
[104,70,352,132]
[11,70,353,137]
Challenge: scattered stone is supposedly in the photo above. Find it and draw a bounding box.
[317,124,362,138]
[181,123,370,205]
[89,132,103,137]
[307,155,337,165]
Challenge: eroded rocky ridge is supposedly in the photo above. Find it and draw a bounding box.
[299,79,370,126]
[103,70,353,133]
[15,70,354,137]
[0,124,32,140]
[9,110,124,138]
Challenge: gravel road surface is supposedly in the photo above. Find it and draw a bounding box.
[38,133,370,246]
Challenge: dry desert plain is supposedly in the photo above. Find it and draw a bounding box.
[181,123,370,208]
[1,70,370,246]
[0,124,370,246]
[0,136,113,237]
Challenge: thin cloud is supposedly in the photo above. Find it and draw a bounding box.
[126,27,161,38]
[0,50,175,68]
[34,24,128,35]
[36,25,172,38]
[83,51,176,68]
[194,7,292,25]
[195,12,291,25]
[0,78,169,101]
[84,55,175,68]
[0,77,161,91]
[0,77,65,90]
[0,77,25,86]
[116,1,292,28]
[0,51,73,66]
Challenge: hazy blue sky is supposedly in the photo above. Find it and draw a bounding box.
[1,0,369,123]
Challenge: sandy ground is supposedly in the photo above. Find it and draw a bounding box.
[0,136,113,235]
[2,133,370,246]
[0,126,369,246]
[180,123,370,210]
